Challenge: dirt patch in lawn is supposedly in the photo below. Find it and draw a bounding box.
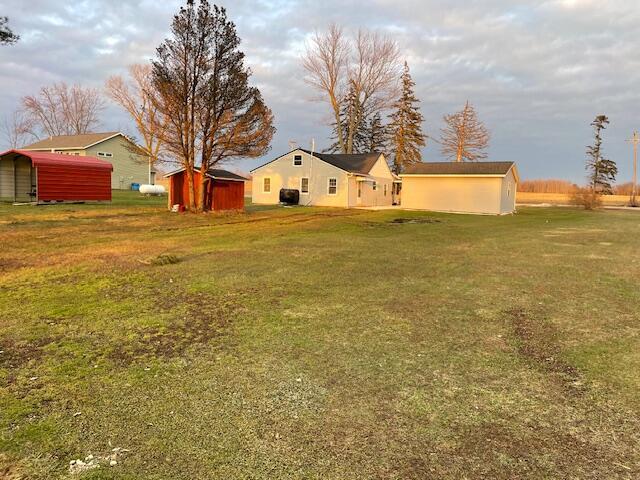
[0,335,62,376]
[109,291,244,365]
[507,308,584,392]
[0,454,28,480]
[388,217,442,224]
[452,422,631,478]
[0,257,27,273]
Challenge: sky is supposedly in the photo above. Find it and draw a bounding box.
[0,0,639,182]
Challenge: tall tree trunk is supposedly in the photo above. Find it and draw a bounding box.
[199,166,208,212]
[185,167,196,212]
[331,96,346,154]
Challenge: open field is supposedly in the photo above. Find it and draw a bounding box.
[1,192,639,479]
[517,191,635,206]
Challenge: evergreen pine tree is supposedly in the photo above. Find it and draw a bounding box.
[388,62,425,174]
[0,17,19,45]
[586,115,617,194]
[326,83,368,153]
[366,112,388,153]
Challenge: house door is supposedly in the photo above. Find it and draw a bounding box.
[357,182,362,205]
[393,183,401,205]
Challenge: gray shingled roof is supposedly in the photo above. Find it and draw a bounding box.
[207,169,247,181]
[22,132,122,150]
[298,149,381,174]
[403,162,515,175]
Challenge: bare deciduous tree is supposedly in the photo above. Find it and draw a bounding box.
[440,101,490,162]
[302,24,349,153]
[1,110,37,148]
[106,64,168,183]
[303,24,399,154]
[22,82,105,138]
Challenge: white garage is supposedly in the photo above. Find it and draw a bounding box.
[399,162,519,215]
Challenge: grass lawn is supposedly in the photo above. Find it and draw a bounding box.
[1,192,639,479]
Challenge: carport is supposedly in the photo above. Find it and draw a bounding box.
[0,150,113,203]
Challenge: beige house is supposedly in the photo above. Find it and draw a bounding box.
[400,162,519,215]
[251,149,398,207]
[22,132,155,189]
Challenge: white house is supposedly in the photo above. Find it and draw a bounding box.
[251,149,398,208]
[400,161,519,215]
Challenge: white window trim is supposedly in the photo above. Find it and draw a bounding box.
[293,154,303,167]
[327,177,338,196]
[97,151,113,158]
[300,177,309,194]
[263,177,271,193]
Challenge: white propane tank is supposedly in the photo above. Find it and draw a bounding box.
[139,184,166,195]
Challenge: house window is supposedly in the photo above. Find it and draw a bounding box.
[328,177,337,195]
[97,152,113,158]
[384,184,387,196]
[301,177,309,194]
[372,181,377,191]
[293,154,303,166]
[263,177,271,193]
[357,183,361,198]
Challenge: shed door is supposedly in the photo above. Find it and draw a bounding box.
[171,172,185,206]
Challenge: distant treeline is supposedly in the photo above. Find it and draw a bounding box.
[612,182,635,195]
[519,179,635,195]
[518,179,578,194]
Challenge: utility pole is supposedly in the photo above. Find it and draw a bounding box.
[627,131,639,206]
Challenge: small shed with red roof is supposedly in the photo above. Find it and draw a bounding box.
[0,150,113,203]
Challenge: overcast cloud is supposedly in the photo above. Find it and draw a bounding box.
[1,0,639,181]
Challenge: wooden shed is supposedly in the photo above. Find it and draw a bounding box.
[166,167,246,211]
[0,150,113,203]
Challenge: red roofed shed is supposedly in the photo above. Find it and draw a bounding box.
[0,150,113,203]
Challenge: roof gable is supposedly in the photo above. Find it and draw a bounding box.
[300,149,382,175]
[21,132,124,151]
[402,161,516,176]
[251,148,383,175]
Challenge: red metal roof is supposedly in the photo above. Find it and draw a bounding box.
[1,149,113,171]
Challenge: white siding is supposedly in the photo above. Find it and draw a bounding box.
[252,150,350,207]
[401,175,504,215]
[252,151,396,208]
[15,157,33,202]
[0,158,14,201]
[499,169,517,214]
[348,155,395,207]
